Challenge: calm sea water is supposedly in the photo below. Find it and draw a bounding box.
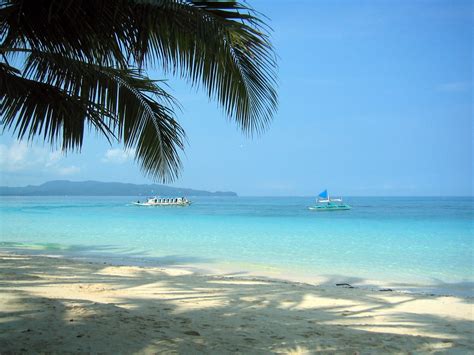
[0,196,472,295]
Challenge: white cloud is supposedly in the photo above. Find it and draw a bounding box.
[58,165,81,176]
[0,141,56,172]
[0,140,80,176]
[102,148,136,164]
[46,150,62,167]
[0,140,28,171]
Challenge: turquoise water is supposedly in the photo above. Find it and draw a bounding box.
[0,196,472,295]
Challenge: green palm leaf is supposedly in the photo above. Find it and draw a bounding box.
[2,53,186,182]
[1,0,277,182]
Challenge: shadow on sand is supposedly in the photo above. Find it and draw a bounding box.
[0,252,473,353]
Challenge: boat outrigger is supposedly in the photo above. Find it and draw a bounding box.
[309,190,351,211]
[133,197,191,206]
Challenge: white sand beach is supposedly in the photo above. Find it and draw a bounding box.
[0,252,473,353]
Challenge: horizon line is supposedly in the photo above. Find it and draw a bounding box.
[0,179,472,198]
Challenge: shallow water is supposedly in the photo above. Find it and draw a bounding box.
[0,196,472,295]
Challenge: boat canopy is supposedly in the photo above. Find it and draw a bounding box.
[317,190,343,203]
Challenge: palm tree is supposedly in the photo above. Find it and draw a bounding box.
[0,0,277,182]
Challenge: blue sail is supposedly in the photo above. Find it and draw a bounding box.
[318,190,328,199]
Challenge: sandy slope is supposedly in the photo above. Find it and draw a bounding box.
[0,253,472,354]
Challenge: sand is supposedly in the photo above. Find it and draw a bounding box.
[0,253,472,354]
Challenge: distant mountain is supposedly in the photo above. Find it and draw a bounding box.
[0,180,237,197]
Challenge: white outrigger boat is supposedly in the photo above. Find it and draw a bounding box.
[309,190,351,211]
[133,197,191,207]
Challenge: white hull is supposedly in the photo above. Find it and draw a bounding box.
[133,201,191,207]
[133,196,191,207]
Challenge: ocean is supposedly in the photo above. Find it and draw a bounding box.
[0,196,472,296]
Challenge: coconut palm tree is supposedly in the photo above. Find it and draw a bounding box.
[0,0,277,182]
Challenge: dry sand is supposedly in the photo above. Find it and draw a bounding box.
[0,252,472,354]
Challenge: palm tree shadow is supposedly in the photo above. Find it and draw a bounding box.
[1,254,473,353]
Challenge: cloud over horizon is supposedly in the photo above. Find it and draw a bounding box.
[0,141,80,176]
[102,148,136,164]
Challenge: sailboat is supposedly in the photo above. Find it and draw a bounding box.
[308,190,351,211]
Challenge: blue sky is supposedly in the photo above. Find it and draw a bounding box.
[1,0,472,196]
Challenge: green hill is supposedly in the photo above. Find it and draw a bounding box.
[0,180,237,197]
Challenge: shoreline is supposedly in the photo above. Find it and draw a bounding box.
[1,244,473,299]
[1,251,473,353]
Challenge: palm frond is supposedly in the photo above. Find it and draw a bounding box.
[129,0,278,134]
[1,0,128,66]
[2,54,185,181]
[0,63,113,150]
[1,0,278,181]
[2,0,278,135]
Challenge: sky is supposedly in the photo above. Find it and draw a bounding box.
[0,0,472,196]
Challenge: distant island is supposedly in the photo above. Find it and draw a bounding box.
[0,180,237,197]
